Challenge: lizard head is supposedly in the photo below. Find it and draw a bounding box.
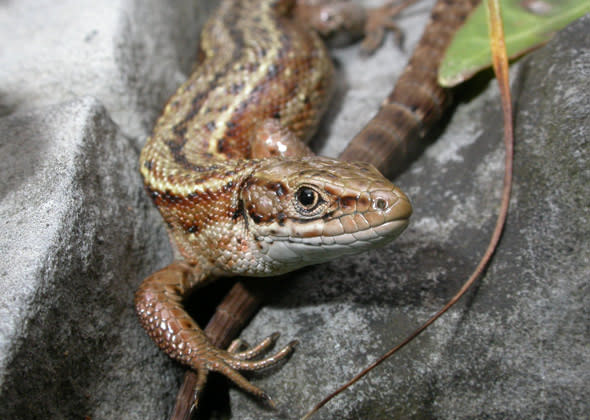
[240,157,412,274]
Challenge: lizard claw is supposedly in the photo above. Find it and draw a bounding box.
[190,333,298,403]
[229,332,294,361]
[218,333,298,371]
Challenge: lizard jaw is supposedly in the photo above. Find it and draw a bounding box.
[254,194,412,272]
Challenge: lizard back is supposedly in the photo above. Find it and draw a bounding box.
[140,0,333,193]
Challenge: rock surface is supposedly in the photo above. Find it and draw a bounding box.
[0,0,588,419]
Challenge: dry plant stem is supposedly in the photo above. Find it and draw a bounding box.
[301,1,514,418]
[170,282,262,420]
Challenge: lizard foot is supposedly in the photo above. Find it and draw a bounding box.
[361,0,417,54]
[193,333,298,406]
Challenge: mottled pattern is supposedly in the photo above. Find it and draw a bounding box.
[136,0,412,402]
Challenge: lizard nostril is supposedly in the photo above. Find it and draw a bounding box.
[375,198,387,210]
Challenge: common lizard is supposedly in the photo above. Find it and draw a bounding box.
[136,0,413,405]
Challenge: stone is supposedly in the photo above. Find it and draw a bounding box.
[0,0,207,146]
[0,96,177,419]
[0,0,201,418]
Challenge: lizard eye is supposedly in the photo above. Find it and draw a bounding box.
[294,186,322,214]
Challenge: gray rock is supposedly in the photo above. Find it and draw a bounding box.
[0,0,204,417]
[0,0,588,419]
[0,0,205,145]
[0,97,175,419]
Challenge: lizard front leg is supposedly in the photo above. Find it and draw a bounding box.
[135,260,297,405]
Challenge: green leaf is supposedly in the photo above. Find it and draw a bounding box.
[439,0,590,87]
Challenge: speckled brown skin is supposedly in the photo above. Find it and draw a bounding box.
[136,0,412,404]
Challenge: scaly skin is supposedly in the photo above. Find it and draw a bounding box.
[136,0,412,403]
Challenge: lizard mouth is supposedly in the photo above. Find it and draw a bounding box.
[258,215,410,269]
[278,218,410,247]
